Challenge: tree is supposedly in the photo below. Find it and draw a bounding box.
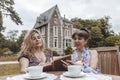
[71,18,83,29]
[5,30,19,53]
[71,16,114,47]
[0,30,27,54]
[0,32,6,48]
[71,18,98,30]
[16,30,27,51]
[97,16,113,38]
[0,0,22,32]
[89,27,104,47]
[0,0,22,54]
[7,30,18,41]
[105,36,120,48]
[0,11,3,31]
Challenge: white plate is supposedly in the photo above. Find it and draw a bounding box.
[24,72,47,79]
[63,71,86,78]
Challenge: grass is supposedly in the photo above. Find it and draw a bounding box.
[0,55,20,76]
[0,64,20,76]
[0,54,18,61]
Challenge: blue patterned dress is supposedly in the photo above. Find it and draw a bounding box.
[71,48,100,73]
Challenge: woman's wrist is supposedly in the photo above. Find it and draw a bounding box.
[39,63,45,66]
[74,60,84,66]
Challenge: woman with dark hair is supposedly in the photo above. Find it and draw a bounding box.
[66,28,100,73]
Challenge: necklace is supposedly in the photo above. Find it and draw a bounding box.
[77,50,83,60]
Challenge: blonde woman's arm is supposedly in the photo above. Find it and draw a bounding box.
[19,57,29,73]
[90,50,98,69]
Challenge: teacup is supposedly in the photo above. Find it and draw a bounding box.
[26,66,43,77]
[67,65,81,76]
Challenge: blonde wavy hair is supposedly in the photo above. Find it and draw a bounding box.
[18,29,45,57]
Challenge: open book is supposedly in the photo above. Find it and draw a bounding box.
[43,55,71,71]
[53,55,71,71]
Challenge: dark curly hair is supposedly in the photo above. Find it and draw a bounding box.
[72,28,90,41]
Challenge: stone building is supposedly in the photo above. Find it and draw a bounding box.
[34,5,76,54]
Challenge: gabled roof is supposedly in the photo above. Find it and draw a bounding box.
[39,5,57,21]
[34,5,58,28]
[34,5,72,28]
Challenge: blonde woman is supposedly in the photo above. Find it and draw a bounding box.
[18,29,50,73]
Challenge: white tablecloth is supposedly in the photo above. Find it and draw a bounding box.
[6,73,57,80]
[60,72,112,80]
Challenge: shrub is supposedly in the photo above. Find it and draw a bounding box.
[105,35,120,49]
[52,51,59,56]
[45,48,52,51]
[0,48,13,56]
[64,46,73,55]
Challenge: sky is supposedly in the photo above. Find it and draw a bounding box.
[3,0,120,36]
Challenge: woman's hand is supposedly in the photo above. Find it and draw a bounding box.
[65,60,75,65]
[62,60,84,69]
[61,60,73,69]
[65,60,84,66]
[39,62,52,67]
[74,60,84,66]
[19,57,29,73]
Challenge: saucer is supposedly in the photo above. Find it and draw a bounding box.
[24,72,47,79]
[63,71,86,78]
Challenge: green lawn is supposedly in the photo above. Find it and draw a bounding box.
[0,64,20,76]
[0,54,18,61]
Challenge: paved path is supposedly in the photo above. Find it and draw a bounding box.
[0,61,18,65]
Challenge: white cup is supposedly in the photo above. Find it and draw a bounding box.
[26,66,43,77]
[68,65,81,76]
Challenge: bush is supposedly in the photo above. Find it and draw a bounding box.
[0,48,13,56]
[105,35,120,49]
[64,46,73,55]
[52,51,59,56]
[45,48,52,51]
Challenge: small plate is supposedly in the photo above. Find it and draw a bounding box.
[24,72,47,79]
[63,71,86,78]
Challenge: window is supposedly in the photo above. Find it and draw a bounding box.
[54,14,57,17]
[68,30,70,37]
[67,30,68,37]
[54,20,57,24]
[66,40,68,46]
[68,40,71,46]
[65,30,70,37]
[54,38,58,47]
[53,26,58,36]
[65,30,67,37]
[40,27,45,35]
[66,39,71,47]
[54,18,57,24]
[42,37,45,42]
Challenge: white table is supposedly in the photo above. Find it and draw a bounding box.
[6,71,120,80]
[7,72,57,80]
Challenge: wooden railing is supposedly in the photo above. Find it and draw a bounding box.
[44,46,120,76]
[91,46,120,75]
